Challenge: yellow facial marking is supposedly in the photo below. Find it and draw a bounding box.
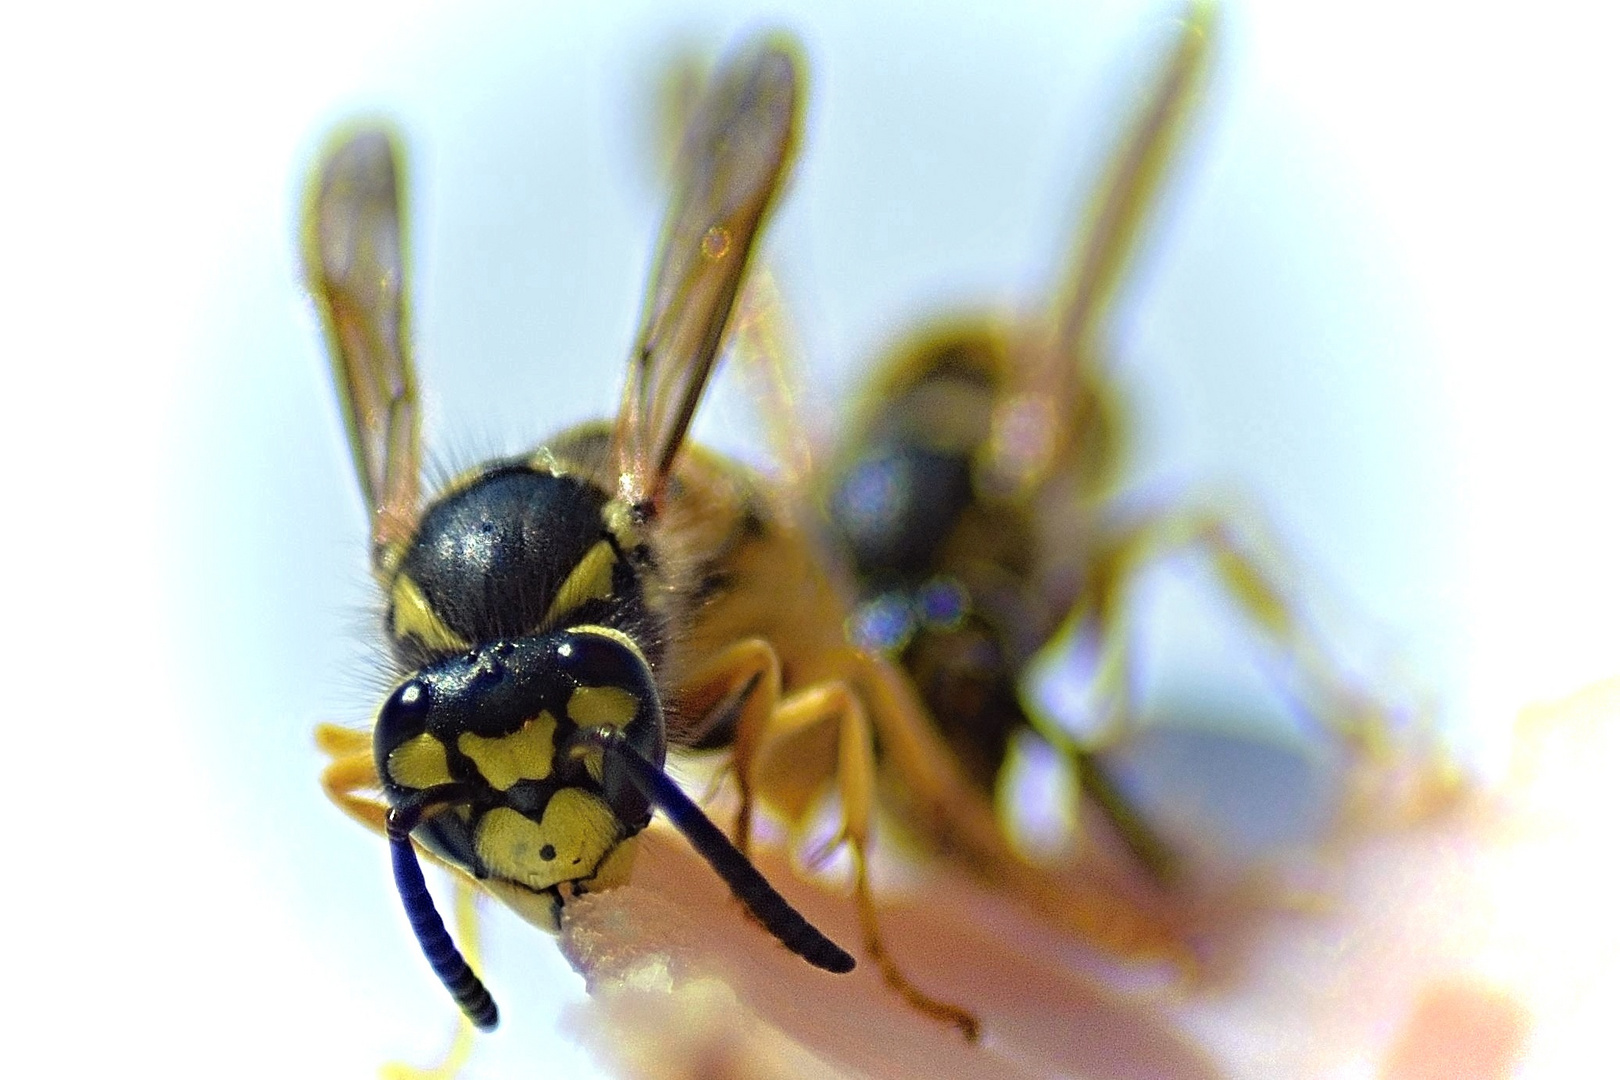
[390,573,467,654]
[568,684,638,729]
[457,713,559,792]
[474,791,621,892]
[542,540,618,630]
[566,680,642,784]
[386,733,454,790]
[582,834,640,892]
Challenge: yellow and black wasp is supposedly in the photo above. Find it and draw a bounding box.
[301,31,1080,1043]
[303,38,859,1033]
[821,0,1409,888]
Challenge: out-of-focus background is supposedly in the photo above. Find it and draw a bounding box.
[5,0,1616,1075]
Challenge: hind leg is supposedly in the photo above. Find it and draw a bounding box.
[1068,499,1418,754]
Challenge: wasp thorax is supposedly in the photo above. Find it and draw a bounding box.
[373,630,667,896]
[386,463,623,665]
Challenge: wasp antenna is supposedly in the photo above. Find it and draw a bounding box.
[386,792,500,1031]
[575,727,856,974]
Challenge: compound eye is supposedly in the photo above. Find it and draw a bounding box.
[375,677,432,752]
[554,629,667,822]
[554,631,642,690]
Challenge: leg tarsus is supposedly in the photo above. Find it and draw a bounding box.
[731,654,982,1038]
[849,843,981,1041]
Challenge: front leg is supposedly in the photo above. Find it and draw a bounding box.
[316,722,389,836]
[684,639,980,1039]
[677,638,784,856]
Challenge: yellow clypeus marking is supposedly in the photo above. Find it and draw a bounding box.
[386,733,454,789]
[390,573,467,654]
[583,834,640,891]
[541,540,618,630]
[457,713,559,791]
[474,791,621,892]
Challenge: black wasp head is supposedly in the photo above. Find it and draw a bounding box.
[373,628,668,877]
[370,626,671,1036]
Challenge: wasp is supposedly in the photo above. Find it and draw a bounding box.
[302,32,1060,1043]
[819,0,1408,886]
[303,38,859,1034]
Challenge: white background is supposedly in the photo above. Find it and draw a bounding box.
[3,0,1616,1074]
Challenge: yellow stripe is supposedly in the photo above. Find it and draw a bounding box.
[602,500,639,551]
[572,624,646,664]
[390,573,467,653]
[541,540,618,630]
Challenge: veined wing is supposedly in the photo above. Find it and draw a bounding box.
[303,126,421,563]
[614,36,802,508]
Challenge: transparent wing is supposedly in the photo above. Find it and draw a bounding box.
[613,36,802,507]
[1036,0,1215,397]
[302,126,421,563]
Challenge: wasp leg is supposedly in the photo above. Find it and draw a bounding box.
[758,677,980,1040]
[852,651,1193,971]
[688,640,979,1038]
[1029,502,1366,877]
[678,638,785,857]
[1073,500,1407,757]
[316,723,389,836]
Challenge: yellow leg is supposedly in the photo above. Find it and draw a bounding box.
[690,641,979,1038]
[316,722,389,836]
[853,650,1193,970]
[678,638,784,857]
[1075,500,1405,755]
[767,676,979,1040]
[315,722,371,756]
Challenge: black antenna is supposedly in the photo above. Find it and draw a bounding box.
[384,737,854,1029]
[386,787,500,1030]
[572,726,857,974]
